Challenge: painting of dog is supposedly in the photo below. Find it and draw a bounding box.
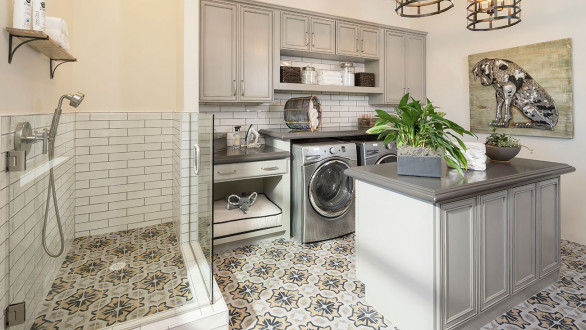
[469,39,574,138]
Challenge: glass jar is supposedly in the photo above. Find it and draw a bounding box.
[301,66,317,85]
[341,62,355,86]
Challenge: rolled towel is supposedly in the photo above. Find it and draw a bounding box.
[448,142,487,171]
[45,17,69,36]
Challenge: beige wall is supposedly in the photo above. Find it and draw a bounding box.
[409,2,586,244]
[0,0,74,114]
[71,0,178,112]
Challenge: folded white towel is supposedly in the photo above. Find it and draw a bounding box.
[45,17,69,36]
[448,142,487,171]
[45,28,70,50]
[317,80,343,86]
[317,70,342,77]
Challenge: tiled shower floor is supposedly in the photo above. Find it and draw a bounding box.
[32,223,193,329]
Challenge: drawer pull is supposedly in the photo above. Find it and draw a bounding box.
[262,166,279,171]
[218,170,237,175]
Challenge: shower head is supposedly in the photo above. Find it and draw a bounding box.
[64,92,85,108]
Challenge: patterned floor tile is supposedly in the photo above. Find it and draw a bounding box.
[215,236,586,330]
[31,222,193,329]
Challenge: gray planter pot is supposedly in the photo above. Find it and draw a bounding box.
[397,155,442,178]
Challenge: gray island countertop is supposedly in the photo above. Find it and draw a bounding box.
[214,145,290,165]
[345,158,575,203]
[259,128,371,140]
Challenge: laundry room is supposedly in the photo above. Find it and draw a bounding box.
[0,0,585,329]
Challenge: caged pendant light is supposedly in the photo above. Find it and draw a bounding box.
[395,0,454,18]
[467,0,522,31]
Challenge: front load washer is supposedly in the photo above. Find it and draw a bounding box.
[352,139,397,166]
[292,141,357,243]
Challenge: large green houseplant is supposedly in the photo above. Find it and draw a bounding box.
[367,94,475,177]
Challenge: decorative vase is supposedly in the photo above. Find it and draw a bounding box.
[485,144,521,162]
[397,155,442,178]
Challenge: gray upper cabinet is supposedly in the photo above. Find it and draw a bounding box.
[405,33,426,103]
[510,184,538,293]
[360,26,380,58]
[240,6,273,101]
[310,17,335,54]
[281,12,309,51]
[537,178,561,277]
[200,1,238,102]
[336,22,360,56]
[479,191,510,311]
[384,31,406,104]
[441,198,477,330]
[200,1,274,103]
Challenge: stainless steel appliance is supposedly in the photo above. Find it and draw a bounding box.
[292,141,357,243]
[352,139,397,166]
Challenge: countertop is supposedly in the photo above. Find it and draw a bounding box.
[214,145,290,165]
[259,128,371,140]
[345,158,575,203]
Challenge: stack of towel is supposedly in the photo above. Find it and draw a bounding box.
[317,70,343,86]
[45,17,70,51]
[447,142,487,171]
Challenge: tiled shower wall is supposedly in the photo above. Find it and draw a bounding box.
[0,114,76,330]
[74,112,175,237]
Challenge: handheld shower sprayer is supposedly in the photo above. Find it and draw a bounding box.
[43,92,85,258]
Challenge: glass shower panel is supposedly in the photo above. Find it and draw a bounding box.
[189,113,214,304]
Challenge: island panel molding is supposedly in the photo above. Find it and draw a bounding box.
[346,159,575,330]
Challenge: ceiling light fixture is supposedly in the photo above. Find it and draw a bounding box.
[395,0,454,18]
[467,0,522,31]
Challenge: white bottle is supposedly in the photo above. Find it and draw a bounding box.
[32,0,45,31]
[12,0,32,30]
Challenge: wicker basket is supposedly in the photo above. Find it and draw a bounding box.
[358,118,378,130]
[280,66,301,84]
[355,73,375,87]
[284,96,322,131]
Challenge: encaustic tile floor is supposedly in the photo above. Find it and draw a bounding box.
[214,235,586,330]
[32,222,193,330]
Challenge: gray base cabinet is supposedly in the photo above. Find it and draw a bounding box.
[200,1,274,103]
[440,178,560,330]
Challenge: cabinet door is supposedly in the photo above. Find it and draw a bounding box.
[405,34,426,103]
[240,6,273,102]
[360,26,381,58]
[510,184,538,292]
[336,22,360,56]
[200,1,237,102]
[385,31,406,104]
[281,12,309,51]
[538,178,561,277]
[441,198,477,329]
[479,191,510,311]
[310,17,335,54]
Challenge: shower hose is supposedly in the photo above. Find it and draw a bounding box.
[42,116,65,258]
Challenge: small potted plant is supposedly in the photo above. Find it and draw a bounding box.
[485,127,532,162]
[367,94,475,177]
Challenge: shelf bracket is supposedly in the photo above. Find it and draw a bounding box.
[50,59,76,79]
[8,33,49,64]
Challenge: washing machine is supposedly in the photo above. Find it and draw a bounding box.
[292,141,357,243]
[352,138,397,166]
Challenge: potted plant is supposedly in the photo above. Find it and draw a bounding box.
[367,94,475,177]
[485,127,532,162]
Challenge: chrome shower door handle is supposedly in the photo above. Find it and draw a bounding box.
[193,144,201,175]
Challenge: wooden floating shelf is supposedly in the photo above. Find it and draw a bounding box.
[274,82,383,95]
[5,27,76,78]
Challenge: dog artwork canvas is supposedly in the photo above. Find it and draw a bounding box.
[469,38,574,138]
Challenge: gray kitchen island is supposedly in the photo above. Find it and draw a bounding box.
[345,158,575,330]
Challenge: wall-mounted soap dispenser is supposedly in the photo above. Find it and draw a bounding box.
[6,122,48,171]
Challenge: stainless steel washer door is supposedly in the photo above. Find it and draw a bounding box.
[376,154,397,164]
[308,159,354,219]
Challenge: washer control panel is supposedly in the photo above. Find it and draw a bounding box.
[298,142,357,164]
